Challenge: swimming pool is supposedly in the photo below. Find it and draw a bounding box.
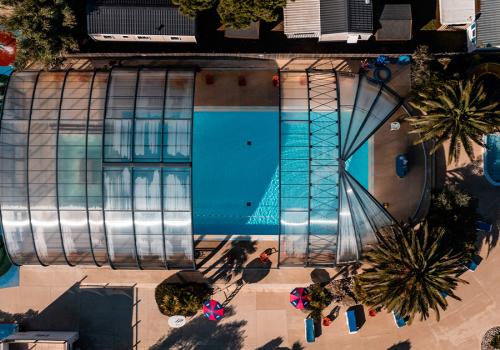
[192,109,370,235]
[484,133,500,186]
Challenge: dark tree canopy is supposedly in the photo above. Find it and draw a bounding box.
[354,223,468,323]
[172,0,214,18]
[217,0,286,29]
[408,78,500,164]
[0,0,78,69]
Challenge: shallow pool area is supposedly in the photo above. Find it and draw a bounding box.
[485,133,500,186]
[192,109,370,235]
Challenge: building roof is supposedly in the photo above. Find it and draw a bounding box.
[86,0,196,36]
[284,0,373,38]
[283,0,320,38]
[376,4,412,41]
[439,0,475,25]
[320,0,373,34]
[477,0,500,48]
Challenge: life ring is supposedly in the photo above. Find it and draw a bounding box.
[373,66,392,83]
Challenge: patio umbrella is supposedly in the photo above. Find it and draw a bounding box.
[203,300,224,321]
[290,287,309,310]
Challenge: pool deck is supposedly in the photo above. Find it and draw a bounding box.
[0,236,498,350]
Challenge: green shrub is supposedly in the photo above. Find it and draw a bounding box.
[155,282,213,316]
[0,0,78,69]
[491,334,500,349]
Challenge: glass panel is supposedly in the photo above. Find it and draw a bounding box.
[104,168,131,210]
[346,90,400,159]
[31,210,66,265]
[163,168,191,211]
[104,210,137,268]
[104,119,132,161]
[345,172,394,233]
[336,175,358,263]
[2,71,37,120]
[87,126,103,209]
[0,120,28,210]
[60,72,93,120]
[89,72,109,120]
[60,210,94,265]
[136,69,166,119]
[135,211,164,268]
[106,69,137,119]
[134,119,161,161]
[343,177,377,248]
[279,211,308,266]
[163,120,190,161]
[164,211,193,268]
[31,72,65,120]
[28,121,57,210]
[1,210,39,265]
[164,71,194,120]
[58,130,86,209]
[134,168,161,210]
[88,210,108,264]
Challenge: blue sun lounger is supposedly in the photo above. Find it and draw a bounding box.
[305,318,315,343]
[346,309,358,334]
[475,221,492,232]
[392,311,407,328]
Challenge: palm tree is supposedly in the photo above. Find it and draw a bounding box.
[407,78,500,164]
[354,223,467,323]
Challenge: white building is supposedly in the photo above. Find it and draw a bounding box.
[284,0,373,43]
[86,0,197,43]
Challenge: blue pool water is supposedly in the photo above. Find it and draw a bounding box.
[193,111,280,234]
[485,133,500,185]
[193,110,370,235]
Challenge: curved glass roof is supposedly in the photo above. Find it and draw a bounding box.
[0,67,401,269]
[0,68,195,269]
[279,69,401,266]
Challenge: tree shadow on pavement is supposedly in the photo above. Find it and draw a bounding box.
[447,159,500,256]
[205,237,257,284]
[150,306,246,350]
[256,337,304,350]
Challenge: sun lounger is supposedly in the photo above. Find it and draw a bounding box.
[305,318,315,343]
[346,309,358,334]
[475,220,492,232]
[392,311,406,328]
[466,260,478,272]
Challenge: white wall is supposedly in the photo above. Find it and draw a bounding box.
[90,34,197,43]
[319,32,372,42]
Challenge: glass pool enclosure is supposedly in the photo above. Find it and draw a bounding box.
[0,67,402,269]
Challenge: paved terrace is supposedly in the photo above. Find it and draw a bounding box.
[0,235,498,350]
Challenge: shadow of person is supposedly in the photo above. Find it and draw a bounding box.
[256,337,305,350]
[387,340,411,350]
[242,258,271,284]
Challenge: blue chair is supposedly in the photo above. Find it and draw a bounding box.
[392,311,407,328]
[346,309,358,334]
[396,154,409,178]
[466,260,478,272]
[475,221,492,232]
[305,318,315,343]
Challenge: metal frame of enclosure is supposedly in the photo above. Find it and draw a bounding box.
[0,68,196,269]
[1,64,402,269]
[278,61,403,267]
